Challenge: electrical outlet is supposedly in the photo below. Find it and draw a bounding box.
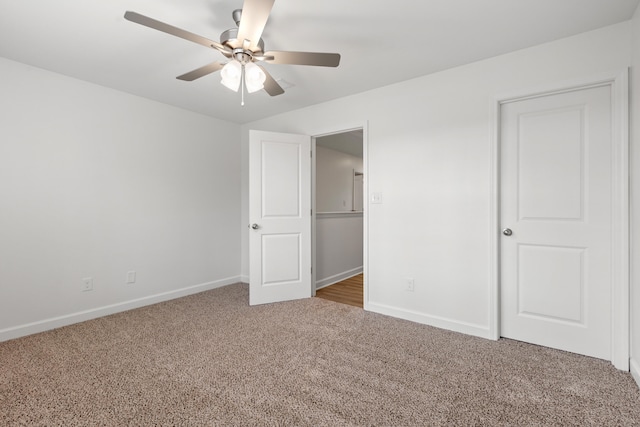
[405,278,415,292]
[126,271,136,284]
[81,277,93,292]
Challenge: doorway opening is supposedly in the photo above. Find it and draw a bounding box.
[312,129,364,308]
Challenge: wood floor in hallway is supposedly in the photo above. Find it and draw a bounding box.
[315,274,363,308]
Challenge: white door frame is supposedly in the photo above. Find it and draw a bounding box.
[489,70,629,370]
[311,122,369,309]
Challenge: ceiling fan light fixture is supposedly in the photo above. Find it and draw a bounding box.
[221,60,242,92]
[124,5,342,102]
[244,62,266,93]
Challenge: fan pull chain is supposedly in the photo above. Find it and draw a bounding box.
[241,64,245,107]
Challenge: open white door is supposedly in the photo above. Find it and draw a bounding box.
[249,130,311,305]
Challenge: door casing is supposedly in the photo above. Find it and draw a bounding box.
[490,70,630,370]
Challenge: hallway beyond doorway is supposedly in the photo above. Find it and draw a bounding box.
[315,274,363,308]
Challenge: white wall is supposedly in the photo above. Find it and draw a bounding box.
[316,146,363,212]
[241,22,632,338]
[630,4,640,384]
[0,57,241,341]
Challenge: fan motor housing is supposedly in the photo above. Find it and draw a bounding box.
[220,28,265,55]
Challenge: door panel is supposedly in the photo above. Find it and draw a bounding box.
[518,108,585,221]
[262,233,301,285]
[262,141,302,218]
[517,244,585,323]
[250,130,311,305]
[500,85,612,360]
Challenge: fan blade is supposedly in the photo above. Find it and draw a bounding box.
[263,51,340,67]
[124,11,227,53]
[176,62,225,81]
[258,65,285,96]
[235,0,275,51]
[253,55,275,62]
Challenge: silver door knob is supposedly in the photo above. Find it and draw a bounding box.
[502,228,513,236]
[251,223,260,230]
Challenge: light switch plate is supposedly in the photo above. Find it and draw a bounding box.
[126,271,136,284]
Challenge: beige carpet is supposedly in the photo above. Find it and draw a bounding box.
[1,283,639,426]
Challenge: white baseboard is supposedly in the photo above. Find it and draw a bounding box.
[630,358,640,390]
[240,275,249,284]
[0,275,241,343]
[315,267,363,290]
[367,301,493,340]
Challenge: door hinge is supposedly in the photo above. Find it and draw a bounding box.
[310,150,313,158]
[311,209,313,216]
[311,267,313,274]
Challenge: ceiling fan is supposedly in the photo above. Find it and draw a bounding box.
[124,0,341,104]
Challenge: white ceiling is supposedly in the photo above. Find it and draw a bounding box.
[0,0,638,124]
[317,130,364,158]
